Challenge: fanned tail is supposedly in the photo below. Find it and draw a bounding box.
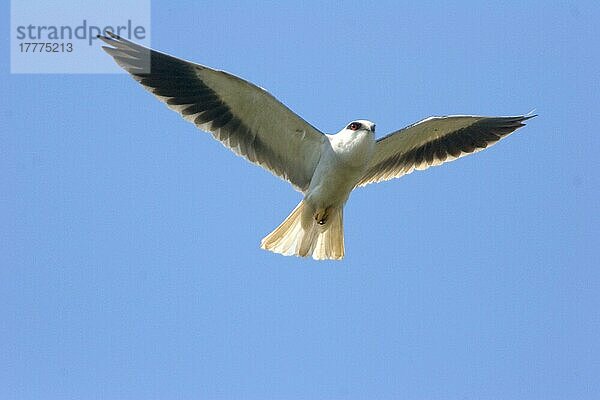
[260,201,344,260]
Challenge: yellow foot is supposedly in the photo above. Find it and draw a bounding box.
[314,208,330,225]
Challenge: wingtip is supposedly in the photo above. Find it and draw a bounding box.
[523,109,538,120]
[97,30,127,44]
[97,33,114,45]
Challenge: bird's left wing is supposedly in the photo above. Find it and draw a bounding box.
[357,115,535,187]
[99,32,325,192]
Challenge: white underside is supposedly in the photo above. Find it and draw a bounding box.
[261,124,376,260]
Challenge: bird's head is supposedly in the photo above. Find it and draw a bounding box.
[342,120,376,135]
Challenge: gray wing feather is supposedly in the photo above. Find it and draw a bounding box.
[357,115,535,187]
[99,32,325,192]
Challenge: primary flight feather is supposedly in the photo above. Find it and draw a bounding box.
[99,32,535,260]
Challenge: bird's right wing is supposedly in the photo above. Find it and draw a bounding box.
[99,32,326,192]
[357,115,535,187]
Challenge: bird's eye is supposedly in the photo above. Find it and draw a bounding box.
[348,122,362,131]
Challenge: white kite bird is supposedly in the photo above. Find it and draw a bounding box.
[99,32,534,260]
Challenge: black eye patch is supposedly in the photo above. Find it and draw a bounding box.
[348,122,362,131]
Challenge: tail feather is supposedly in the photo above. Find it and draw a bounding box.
[261,201,345,260]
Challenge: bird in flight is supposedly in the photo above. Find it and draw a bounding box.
[99,32,534,260]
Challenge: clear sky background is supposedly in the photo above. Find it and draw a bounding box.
[2,1,599,399]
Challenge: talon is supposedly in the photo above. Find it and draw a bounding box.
[314,208,329,225]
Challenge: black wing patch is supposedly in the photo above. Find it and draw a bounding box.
[99,32,320,191]
[358,115,535,186]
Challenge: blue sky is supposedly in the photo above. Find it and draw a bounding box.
[2,1,599,399]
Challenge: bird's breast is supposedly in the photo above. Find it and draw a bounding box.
[305,132,375,207]
[330,130,376,168]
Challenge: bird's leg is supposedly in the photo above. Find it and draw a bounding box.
[314,207,330,225]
